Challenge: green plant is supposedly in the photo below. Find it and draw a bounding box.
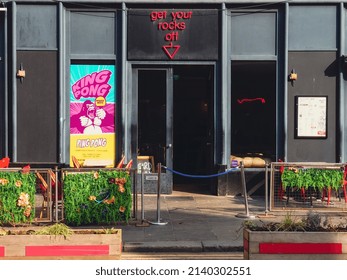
[63,170,132,226]
[276,212,305,231]
[281,167,343,191]
[281,168,299,189]
[34,223,73,238]
[0,171,36,225]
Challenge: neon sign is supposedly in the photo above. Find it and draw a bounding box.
[150,10,193,59]
[237,98,266,104]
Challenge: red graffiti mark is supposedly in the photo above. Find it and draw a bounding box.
[237,98,266,104]
[162,42,180,60]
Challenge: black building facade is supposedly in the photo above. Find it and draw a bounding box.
[0,1,345,195]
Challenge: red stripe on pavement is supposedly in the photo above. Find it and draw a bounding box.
[259,243,342,254]
[26,245,109,256]
[0,246,4,257]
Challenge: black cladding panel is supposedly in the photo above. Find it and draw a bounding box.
[16,51,58,162]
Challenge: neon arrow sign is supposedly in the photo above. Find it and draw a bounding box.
[162,42,181,60]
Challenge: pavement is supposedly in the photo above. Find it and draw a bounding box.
[117,190,285,254]
[117,189,347,255]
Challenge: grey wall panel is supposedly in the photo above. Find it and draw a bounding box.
[70,12,116,55]
[289,5,337,51]
[230,12,276,56]
[287,51,337,162]
[16,4,57,49]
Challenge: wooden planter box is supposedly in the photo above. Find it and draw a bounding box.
[0,229,122,260]
[244,228,347,260]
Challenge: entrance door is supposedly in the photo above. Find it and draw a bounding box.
[135,65,214,194]
[172,65,214,193]
[136,68,173,192]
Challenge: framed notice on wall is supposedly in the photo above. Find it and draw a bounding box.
[295,96,327,139]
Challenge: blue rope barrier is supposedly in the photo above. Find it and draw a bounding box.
[163,166,238,179]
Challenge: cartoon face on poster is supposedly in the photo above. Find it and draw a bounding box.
[70,65,116,167]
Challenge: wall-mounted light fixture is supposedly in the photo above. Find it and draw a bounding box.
[16,63,25,83]
[288,69,297,86]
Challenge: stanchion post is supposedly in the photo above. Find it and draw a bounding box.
[133,169,138,220]
[236,161,255,219]
[149,162,167,225]
[54,166,59,222]
[141,165,145,221]
[136,165,149,227]
[265,163,269,214]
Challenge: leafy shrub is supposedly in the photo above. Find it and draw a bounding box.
[34,223,73,238]
[0,171,36,225]
[281,168,344,191]
[63,170,132,225]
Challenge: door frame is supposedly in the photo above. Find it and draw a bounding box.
[131,66,174,191]
[128,62,216,193]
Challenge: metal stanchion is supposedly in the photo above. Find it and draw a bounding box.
[236,161,255,219]
[149,163,167,225]
[265,163,269,214]
[136,165,149,227]
[257,163,275,218]
[132,167,137,220]
[54,166,59,222]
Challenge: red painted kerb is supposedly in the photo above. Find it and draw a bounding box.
[25,245,109,256]
[259,243,342,254]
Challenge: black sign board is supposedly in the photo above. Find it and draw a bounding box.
[127,9,219,60]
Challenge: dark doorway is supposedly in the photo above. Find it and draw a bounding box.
[231,61,276,160]
[136,65,214,194]
[173,65,214,193]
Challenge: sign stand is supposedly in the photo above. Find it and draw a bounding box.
[149,163,168,226]
[136,165,149,227]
